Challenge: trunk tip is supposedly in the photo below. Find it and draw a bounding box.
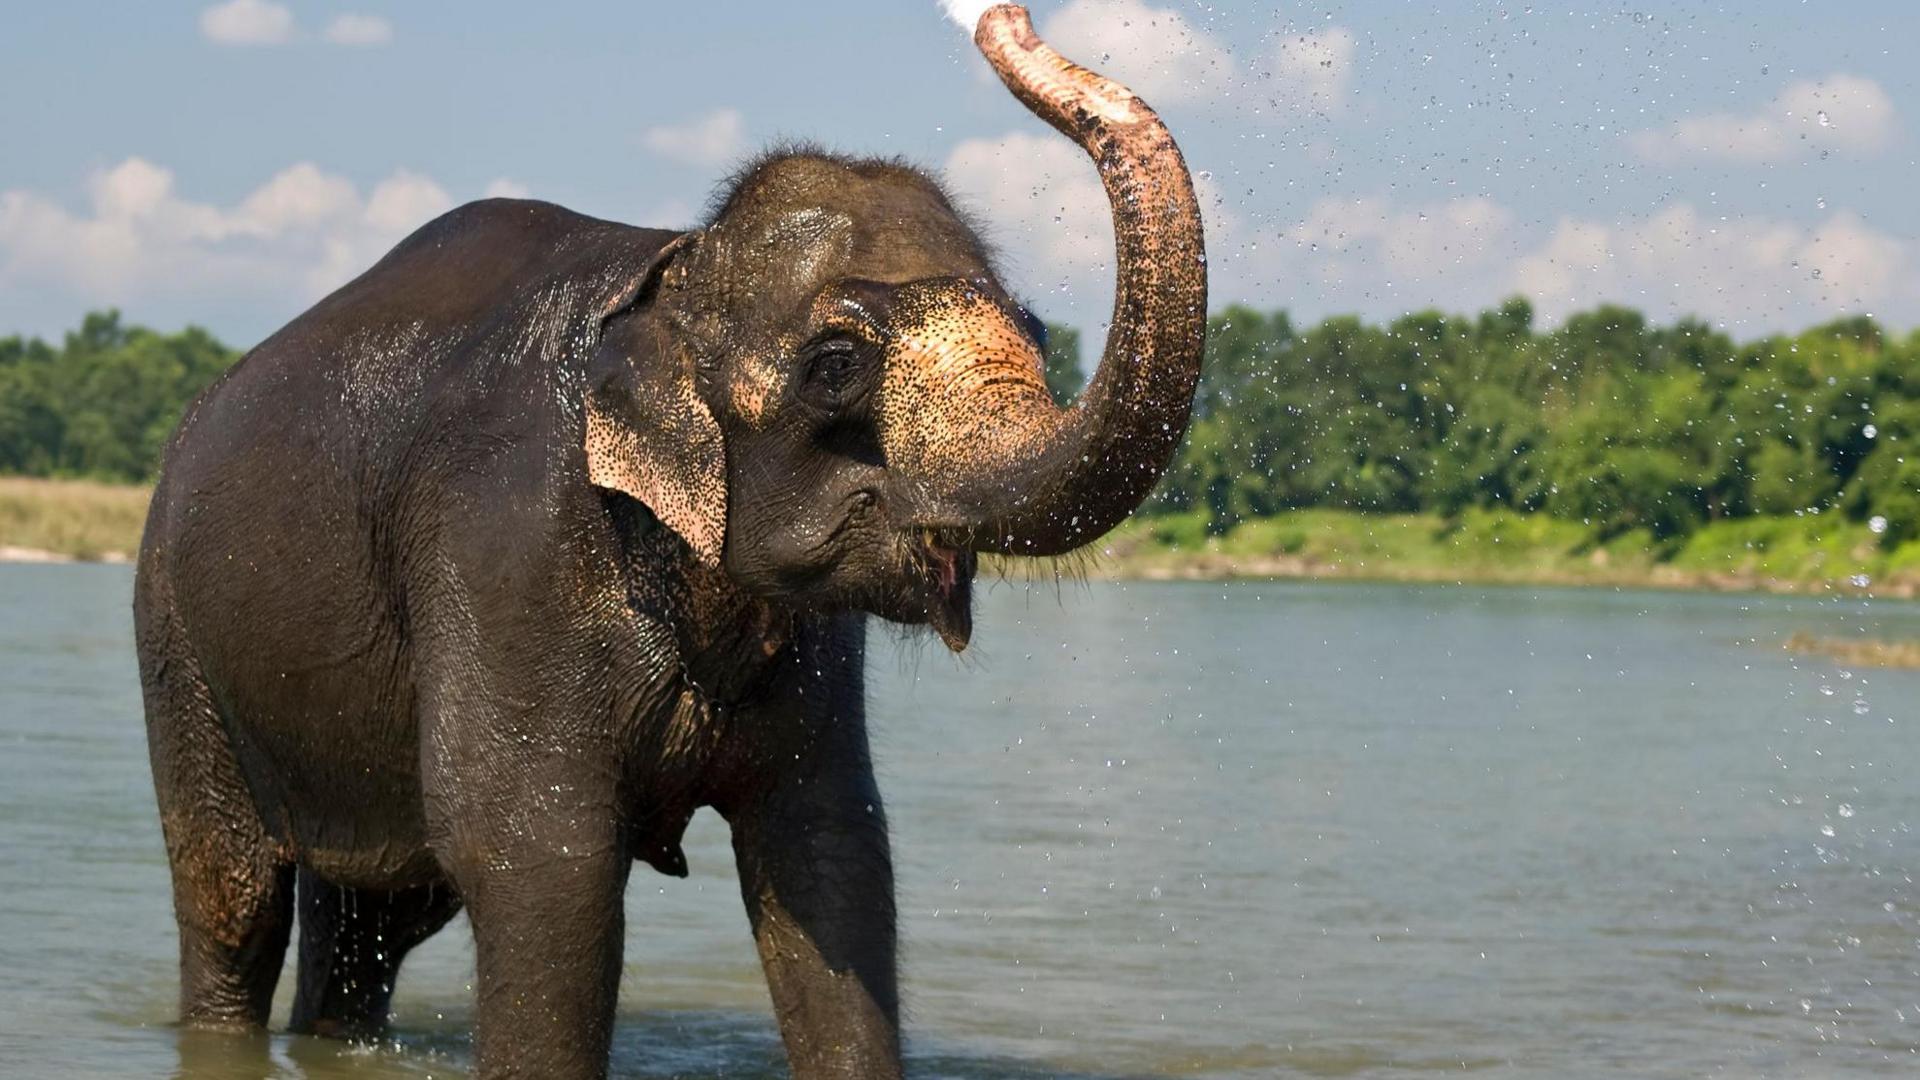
[940,2,1017,34]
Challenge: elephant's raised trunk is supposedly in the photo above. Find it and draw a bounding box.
[949,3,1208,556]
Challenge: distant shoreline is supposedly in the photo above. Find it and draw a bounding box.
[13,546,1910,602]
[1084,507,1920,601]
[0,545,109,564]
[1085,552,1916,600]
[0,476,150,564]
[6,476,1919,602]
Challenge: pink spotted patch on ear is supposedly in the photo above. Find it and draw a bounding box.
[586,392,726,565]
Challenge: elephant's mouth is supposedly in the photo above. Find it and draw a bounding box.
[907,528,976,652]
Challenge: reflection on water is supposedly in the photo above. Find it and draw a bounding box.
[1,564,1916,1077]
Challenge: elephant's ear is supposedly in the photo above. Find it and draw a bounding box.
[586,233,726,565]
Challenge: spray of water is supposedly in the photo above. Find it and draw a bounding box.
[939,0,1000,32]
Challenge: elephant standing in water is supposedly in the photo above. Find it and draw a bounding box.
[133,5,1205,1077]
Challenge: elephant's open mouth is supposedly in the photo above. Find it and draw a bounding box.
[908,528,976,652]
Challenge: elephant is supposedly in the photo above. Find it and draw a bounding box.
[131,5,1205,1078]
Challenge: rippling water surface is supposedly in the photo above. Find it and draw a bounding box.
[2,564,1916,1077]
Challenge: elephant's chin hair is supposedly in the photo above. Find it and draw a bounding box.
[876,549,1095,665]
[977,546,1098,601]
[877,618,984,672]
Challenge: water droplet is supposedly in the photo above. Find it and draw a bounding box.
[1837,803,1855,818]
[1816,110,1832,127]
[1863,424,1878,439]
[1869,515,1888,534]
[1819,824,1836,837]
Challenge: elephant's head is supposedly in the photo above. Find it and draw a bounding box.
[586,3,1206,651]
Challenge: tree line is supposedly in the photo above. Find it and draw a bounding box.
[0,312,235,484]
[6,303,1917,548]
[1048,299,1916,549]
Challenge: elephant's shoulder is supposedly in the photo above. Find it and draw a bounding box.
[389,198,673,272]
[320,200,681,328]
[226,201,681,398]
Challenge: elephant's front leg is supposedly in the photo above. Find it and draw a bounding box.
[731,766,900,1078]
[437,794,631,1080]
[424,703,633,1080]
[724,631,901,1078]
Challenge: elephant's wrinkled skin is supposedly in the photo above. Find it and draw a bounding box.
[133,6,1205,1077]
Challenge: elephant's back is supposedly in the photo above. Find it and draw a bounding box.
[156,199,676,493]
[145,198,679,589]
[134,201,678,884]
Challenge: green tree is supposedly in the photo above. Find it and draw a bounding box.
[0,310,237,483]
[1042,322,1084,406]
[5,305,1917,559]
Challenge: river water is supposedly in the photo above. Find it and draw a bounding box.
[1,564,1915,1078]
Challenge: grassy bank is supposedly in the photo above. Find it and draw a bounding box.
[0,476,149,561]
[1783,632,1920,668]
[1096,507,1920,598]
[5,476,1920,601]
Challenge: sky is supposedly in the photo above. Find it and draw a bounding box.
[1,1,1914,348]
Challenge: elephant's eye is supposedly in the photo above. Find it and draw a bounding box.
[803,340,870,407]
[814,350,854,386]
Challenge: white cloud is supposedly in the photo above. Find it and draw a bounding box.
[1628,75,1898,163]
[1041,0,1235,105]
[1219,192,1912,333]
[199,0,294,47]
[639,198,700,229]
[945,130,1113,306]
[231,162,359,236]
[1514,204,1910,329]
[1268,27,1356,111]
[482,178,532,200]
[363,172,452,235]
[1290,196,1514,283]
[0,158,457,311]
[942,127,1241,347]
[641,109,747,168]
[323,14,393,47]
[1259,195,1519,315]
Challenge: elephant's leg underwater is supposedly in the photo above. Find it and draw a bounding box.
[729,765,901,1080]
[290,871,462,1038]
[452,833,631,1078]
[721,618,903,1079]
[420,685,635,1078]
[137,598,295,1028]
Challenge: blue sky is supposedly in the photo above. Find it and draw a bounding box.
[2,1,1914,346]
